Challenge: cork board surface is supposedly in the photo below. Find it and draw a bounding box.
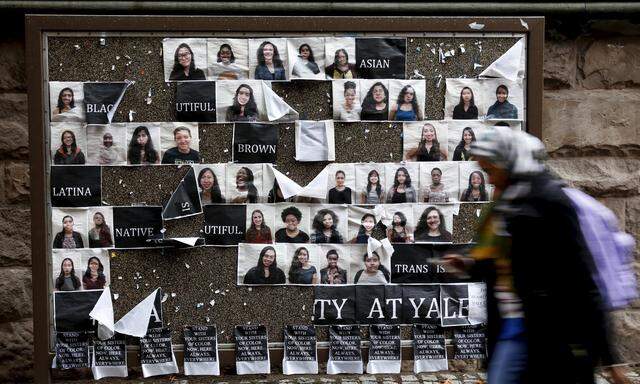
[48,34,514,343]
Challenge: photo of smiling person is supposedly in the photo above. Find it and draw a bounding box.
[226,164,262,204]
[274,205,310,243]
[405,122,448,162]
[161,124,200,164]
[196,165,226,204]
[245,206,274,244]
[357,167,385,204]
[311,208,345,244]
[49,82,84,122]
[486,84,519,119]
[319,246,349,284]
[349,213,378,244]
[413,206,452,243]
[452,86,479,119]
[286,244,319,285]
[385,165,418,204]
[388,80,425,121]
[226,83,259,122]
[325,37,357,79]
[82,255,107,290]
[207,38,249,80]
[419,161,459,203]
[216,80,265,123]
[332,80,362,121]
[53,128,86,165]
[385,210,413,244]
[163,39,207,81]
[359,80,389,121]
[126,124,160,165]
[249,39,287,81]
[242,245,286,285]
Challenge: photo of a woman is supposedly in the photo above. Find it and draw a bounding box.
[360,169,385,204]
[360,81,389,121]
[53,215,85,249]
[460,171,488,202]
[82,256,106,290]
[231,167,259,203]
[52,87,77,116]
[169,43,206,81]
[386,211,412,243]
[353,251,390,284]
[127,125,159,165]
[389,85,422,121]
[97,132,125,165]
[225,84,259,122]
[291,43,321,78]
[406,123,447,162]
[319,249,347,284]
[198,167,225,204]
[88,212,113,248]
[328,170,352,204]
[214,43,246,80]
[55,258,81,291]
[311,209,344,244]
[336,81,361,121]
[245,209,273,244]
[453,127,476,161]
[386,167,417,203]
[452,87,479,119]
[414,207,452,242]
[54,130,85,165]
[275,206,309,243]
[350,213,377,244]
[288,246,318,284]
[423,167,449,203]
[254,41,286,80]
[161,126,201,164]
[243,246,286,284]
[486,84,518,119]
[325,48,357,79]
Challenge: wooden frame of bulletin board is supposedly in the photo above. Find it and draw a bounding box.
[27,15,544,383]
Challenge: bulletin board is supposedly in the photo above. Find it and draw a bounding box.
[27,15,544,382]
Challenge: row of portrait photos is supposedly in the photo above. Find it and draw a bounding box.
[49,77,524,125]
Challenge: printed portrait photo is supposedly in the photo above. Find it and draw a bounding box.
[237,243,287,285]
[51,249,83,292]
[412,204,455,244]
[86,207,114,249]
[273,204,311,244]
[52,208,89,250]
[125,123,161,165]
[283,243,321,285]
[384,163,421,204]
[445,78,524,120]
[317,244,351,285]
[388,79,426,122]
[194,164,227,205]
[347,205,384,244]
[419,161,460,203]
[226,163,263,204]
[348,244,391,285]
[50,122,87,165]
[249,38,289,81]
[49,81,85,122]
[86,124,127,165]
[215,80,266,123]
[163,38,208,81]
[458,161,493,202]
[383,203,415,244]
[309,204,348,245]
[359,79,390,121]
[354,163,386,205]
[326,163,356,204]
[207,38,249,80]
[402,121,449,162]
[332,79,362,122]
[324,37,357,80]
[244,204,276,244]
[160,122,201,165]
[287,37,326,80]
[446,121,485,162]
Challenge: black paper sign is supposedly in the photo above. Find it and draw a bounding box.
[355,285,386,324]
[203,205,246,245]
[390,244,448,283]
[113,206,163,248]
[51,166,102,207]
[313,286,356,325]
[329,325,361,361]
[149,289,164,329]
[94,335,127,367]
[234,325,269,362]
[413,324,446,360]
[175,81,216,122]
[284,325,317,362]
[233,123,278,164]
[84,83,128,124]
[162,167,202,220]
[383,285,403,324]
[355,38,406,79]
[452,325,486,360]
[56,331,89,369]
[140,327,173,365]
[54,290,102,332]
[440,284,470,327]
[402,285,441,324]
[368,324,401,361]
[184,325,218,363]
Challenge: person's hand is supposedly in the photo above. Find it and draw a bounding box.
[441,253,467,271]
[606,365,631,384]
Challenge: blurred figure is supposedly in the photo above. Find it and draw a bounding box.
[444,126,628,384]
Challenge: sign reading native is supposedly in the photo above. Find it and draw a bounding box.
[113,206,163,248]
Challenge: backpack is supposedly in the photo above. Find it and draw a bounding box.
[563,187,638,310]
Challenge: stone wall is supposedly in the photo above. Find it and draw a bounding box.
[0,18,638,382]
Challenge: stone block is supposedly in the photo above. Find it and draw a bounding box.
[542,89,640,154]
[546,158,640,197]
[581,37,640,89]
[0,267,32,322]
[0,208,30,267]
[3,161,29,204]
[544,40,577,89]
[0,120,29,160]
[610,309,640,364]
[0,93,27,120]
[0,318,33,382]
[0,39,25,92]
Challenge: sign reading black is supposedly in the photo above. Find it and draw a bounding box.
[401,285,441,324]
[390,244,449,283]
[140,327,173,365]
[184,325,218,363]
[113,206,163,248]
[313,286,356,325]
[355,38,406,79]
[54,290,102,332]
[329,325,361,361]
[440,284,470,326]
[175,81,216,122]
[413,324,446,361]
[51,166,101,207]
[162,167,202,220]
[56,331,89,369]
[233,123,278,164]
[83,82,128,124]
[234,325,269,362]
[94,334,127,367]
[203,205,246,245]
[284,325,317,362]
[368,324,401,361]
[452,325,486,360]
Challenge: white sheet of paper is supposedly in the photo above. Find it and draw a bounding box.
[113,288,159,337]
[89,287,115,340]
[261,81,299,121]
[265,164,303,199]
[479,38,525,81]
[297,166,331,199]
[106,80,134,124]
